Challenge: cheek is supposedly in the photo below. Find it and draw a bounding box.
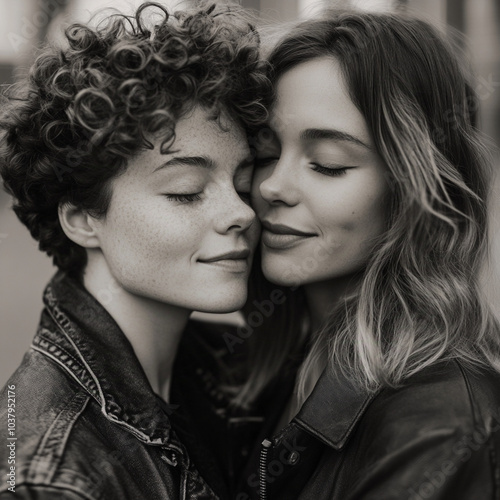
[103,201,202,265]
[314,183,388,243]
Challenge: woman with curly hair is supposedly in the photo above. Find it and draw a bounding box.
[234,11,500,500]
[0,2,267,499]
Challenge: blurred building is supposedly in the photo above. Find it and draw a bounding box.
[0,0,499,386]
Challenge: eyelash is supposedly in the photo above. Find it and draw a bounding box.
[164,191,250,204]
[256,158,353,177]
[164,193,202,203]
[311,163,353,177]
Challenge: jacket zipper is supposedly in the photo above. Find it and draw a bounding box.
[259,439,272,500]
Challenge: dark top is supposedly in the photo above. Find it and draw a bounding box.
[236,358,500,499]
[0,271,260,500]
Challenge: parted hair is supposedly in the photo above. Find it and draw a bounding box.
[236,11,500,407]
[0,1,267,276]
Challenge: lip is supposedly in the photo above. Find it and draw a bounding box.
[261,221,316,250]
[261,221,316,237]
[198,249,251,273]
[200,249,251,262]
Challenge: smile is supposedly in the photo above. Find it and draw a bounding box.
[200,258,249,272]
[261,221,316,250]
[198,249,250,273]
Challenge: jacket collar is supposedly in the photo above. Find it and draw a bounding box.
[293,365,380,450]
[32,271,178,447]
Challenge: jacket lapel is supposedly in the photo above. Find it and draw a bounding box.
[293,366,380,450]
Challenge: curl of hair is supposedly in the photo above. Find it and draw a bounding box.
[235,11,500,408]
[0,1,268,276]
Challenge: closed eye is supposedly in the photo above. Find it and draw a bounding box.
[164,193,202,203]
[311,163,355,177]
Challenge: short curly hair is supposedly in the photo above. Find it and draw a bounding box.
[0,1,268,276]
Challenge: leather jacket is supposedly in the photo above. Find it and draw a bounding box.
[237,359,500,499]
[0,271,238,500]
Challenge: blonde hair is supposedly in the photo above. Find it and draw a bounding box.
[235,11,500,409]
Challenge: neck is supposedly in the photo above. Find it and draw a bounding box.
[304,272,361,332]
[279,273,361,428]
[83,253,190,402]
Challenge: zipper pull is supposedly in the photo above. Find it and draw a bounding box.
[161,450,178,467]
[259,439,272,500]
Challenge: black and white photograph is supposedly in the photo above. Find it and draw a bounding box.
[0,0,499,498]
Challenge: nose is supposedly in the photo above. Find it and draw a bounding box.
[257,157,298,207]
[215,191,256,235]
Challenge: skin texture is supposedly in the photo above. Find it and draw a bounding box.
[61,106,259,399]
[87,106,259,313]
[252,57,389,321]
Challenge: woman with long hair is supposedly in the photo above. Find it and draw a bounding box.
[0,2,267,499]
[236,11,500,499]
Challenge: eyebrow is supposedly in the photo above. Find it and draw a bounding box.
[153,156,216,172]
[153,155,254,173]
[300,128,372,150]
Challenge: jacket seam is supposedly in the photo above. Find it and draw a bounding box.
[35,330,88,376]
[32,345,172,447]
[27,391,90,485]
[32,333,100,400]
[44,288,106,409]
[31,345,101,406]
[454,360,480,428]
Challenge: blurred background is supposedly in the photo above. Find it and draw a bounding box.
[1,0,499,387]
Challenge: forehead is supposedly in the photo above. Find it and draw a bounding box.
[171,106,249,160]
[112,106,252,188]
[270,57,372,146]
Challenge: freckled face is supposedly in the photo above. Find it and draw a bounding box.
[251,57,389,287]
[91,107,259,312]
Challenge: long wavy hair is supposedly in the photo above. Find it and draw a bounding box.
[235,11,500,408]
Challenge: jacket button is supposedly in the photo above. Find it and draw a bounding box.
[287,451,300,465]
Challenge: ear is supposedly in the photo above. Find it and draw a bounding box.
[58,203,101,249]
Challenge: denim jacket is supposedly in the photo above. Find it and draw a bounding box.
[0,272,230,500]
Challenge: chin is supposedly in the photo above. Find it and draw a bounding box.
[192,286,248,313]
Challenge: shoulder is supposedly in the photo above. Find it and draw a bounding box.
[350,360,500,472]
[339,361,500,498]
[0,349,117,499]
[367,360,500,434]
[0,348,90,461]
